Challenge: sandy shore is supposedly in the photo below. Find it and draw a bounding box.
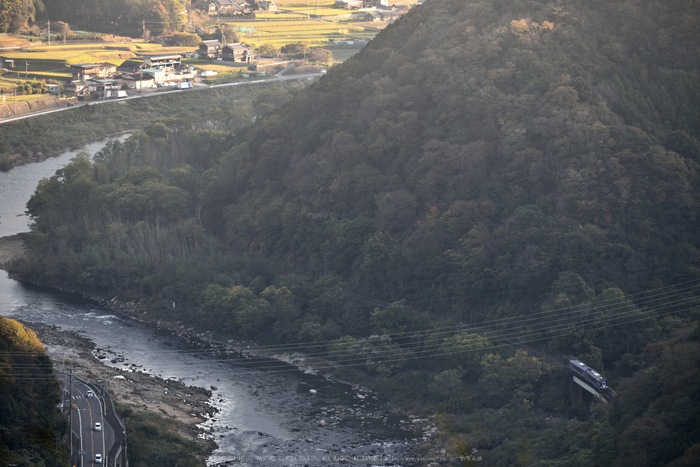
[0,233,26,269]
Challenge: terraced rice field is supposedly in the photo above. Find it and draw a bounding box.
[226,19,380,48]
[274,0,334,5]
[277,0,353,17]
[1,43,197,73]
[0,42,198,85]
[274,0,419,9]
[0,77,16,88]
[0,34,31,48]
[287,8,349,16]
[254,13,307,19]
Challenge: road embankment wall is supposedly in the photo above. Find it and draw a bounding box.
[1,95,60,116]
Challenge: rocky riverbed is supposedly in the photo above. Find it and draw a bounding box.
[20,310,439,466]
[88,300,443,466]
[27,321,218,444]
[5,287,441,466]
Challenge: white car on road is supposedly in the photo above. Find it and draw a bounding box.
[94,422,101,431]
[95,453,102,463]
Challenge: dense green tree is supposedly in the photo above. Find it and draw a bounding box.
[479,351,552,410]
[10,0,700,464]
[0,0,43,33]
[0,317,68,466]
[370,301,432,336]
[439,332,491,377]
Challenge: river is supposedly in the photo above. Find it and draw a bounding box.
[0,137,417,466]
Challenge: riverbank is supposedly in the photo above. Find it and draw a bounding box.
[26,321,218,452]
[89,296,438,446]
[0,129,137,171]
[1,234,432,463]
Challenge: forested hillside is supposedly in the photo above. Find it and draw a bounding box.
[12,0,700,464]
[44,0,189,35]
[202,0,700,318]
[0,317,68,465]
[0,0,45,33]
[0,0,188,35]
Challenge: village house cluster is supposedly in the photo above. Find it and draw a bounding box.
[66,55,195,98]
[196,40,257,62]
[193,0,418,21]
[335,1,414,22]
[194,0,277,15]
[1,1,428,101]
[335,0,390,8]
[62,39,256,99]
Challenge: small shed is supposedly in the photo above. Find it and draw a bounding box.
[46,84,60,94]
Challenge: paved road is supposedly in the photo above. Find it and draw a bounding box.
[0,73,322,124]
[59,373,115,466]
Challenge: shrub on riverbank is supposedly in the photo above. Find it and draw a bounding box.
[117,405,209,467]
[0,316,69,466]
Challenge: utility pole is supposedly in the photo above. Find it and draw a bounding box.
[69,368,73,458]
[142,19,146,40]
[48,20,50,45]
[25,62,28,78]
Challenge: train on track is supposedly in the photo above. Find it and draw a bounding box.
[568,359,609,391]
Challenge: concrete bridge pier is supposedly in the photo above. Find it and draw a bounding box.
[570,377,583,406]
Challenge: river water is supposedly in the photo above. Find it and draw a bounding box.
[0,138,416,466]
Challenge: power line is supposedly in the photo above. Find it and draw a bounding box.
[0,296,696,379]
[2,287,697,376]
[233,299,699,375]
[2,281,698,362]
[155,290,697,369]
